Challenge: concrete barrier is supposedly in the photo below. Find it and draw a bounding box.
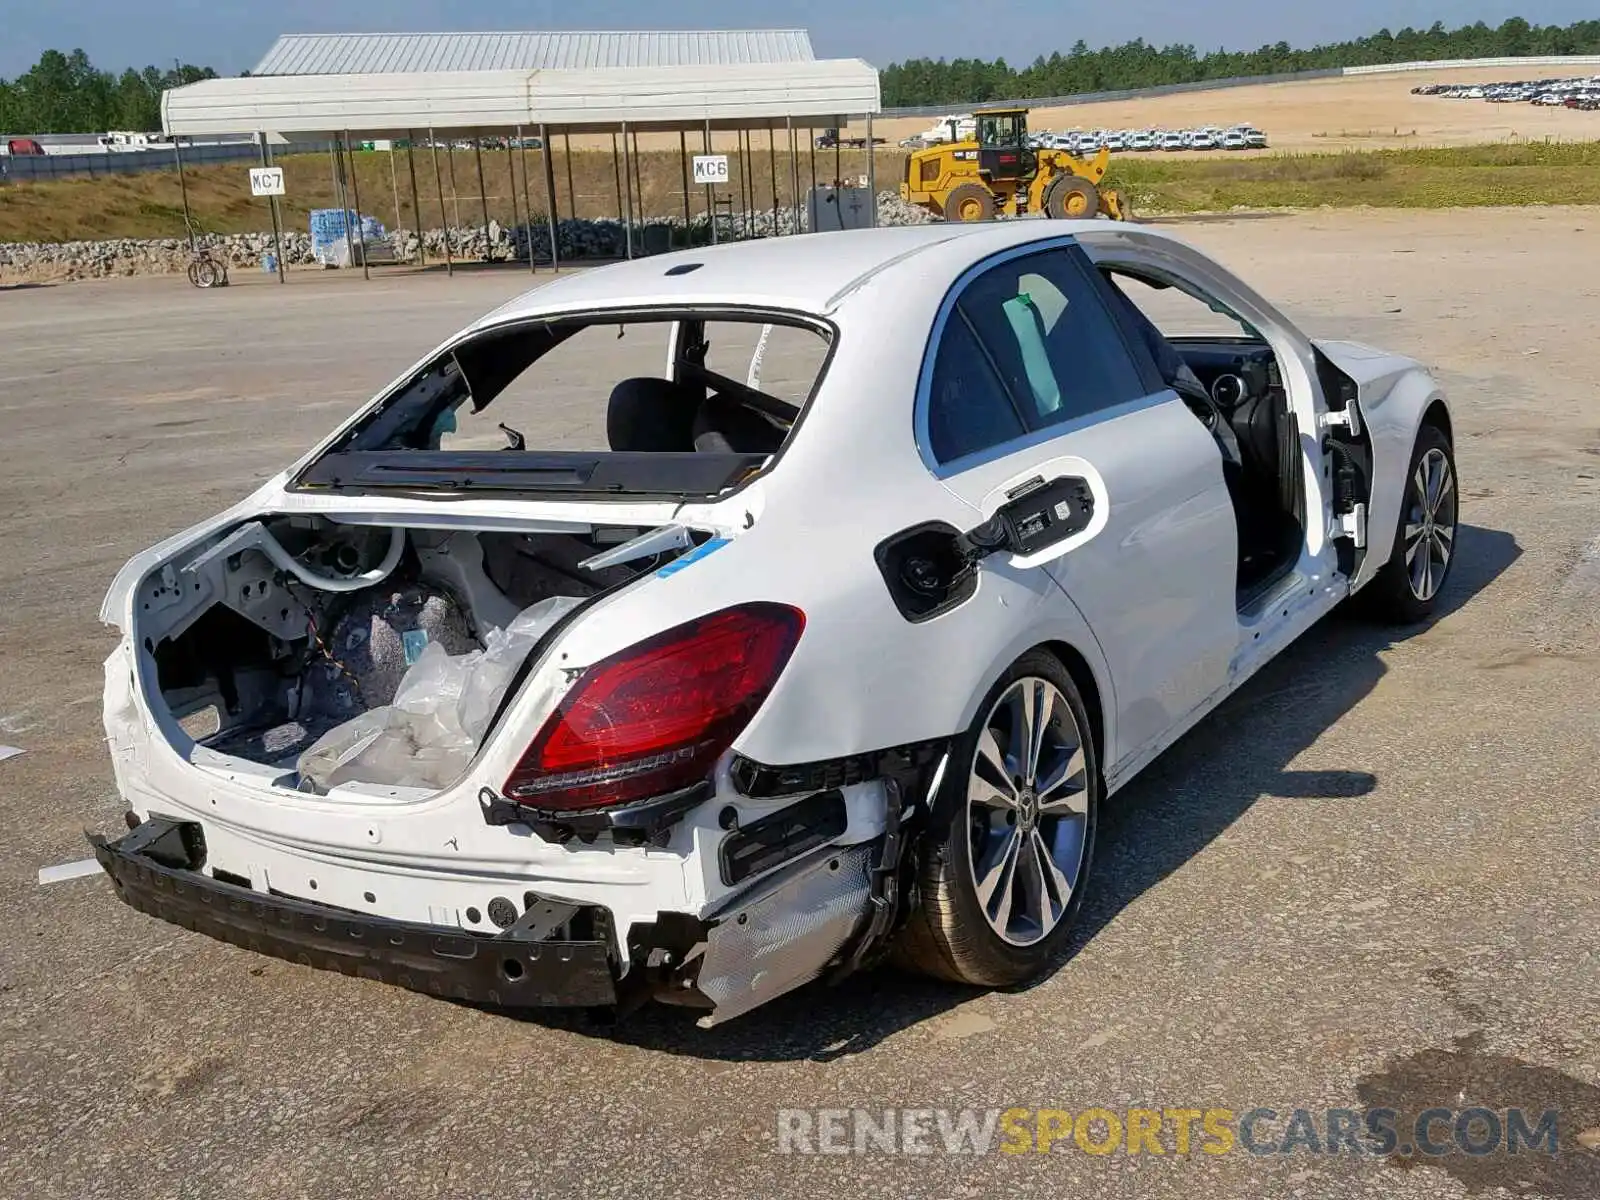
[1342,55,1600,76]
[0,140,333,183]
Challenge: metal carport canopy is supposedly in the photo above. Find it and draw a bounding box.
[160,60,881,137]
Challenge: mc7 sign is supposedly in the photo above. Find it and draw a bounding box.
[249,167,286,197]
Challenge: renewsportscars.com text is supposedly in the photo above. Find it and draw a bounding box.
[775,1106,1562,1157]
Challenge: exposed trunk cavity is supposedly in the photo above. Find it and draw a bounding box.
[132,513,697,793]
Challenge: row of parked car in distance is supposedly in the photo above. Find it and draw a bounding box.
[1032,124,1269,153]
[1413,75,1600,109]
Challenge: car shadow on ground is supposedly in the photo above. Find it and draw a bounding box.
[1054,523,1519,965]
[510,524,1521,1061]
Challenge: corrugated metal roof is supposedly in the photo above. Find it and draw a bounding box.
[163,60,880,137]
[253,31,815,76]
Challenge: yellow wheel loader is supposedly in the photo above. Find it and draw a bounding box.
[899,107,1131,223]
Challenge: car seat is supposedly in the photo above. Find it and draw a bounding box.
[691,393,787,455]
[605,377,702,452]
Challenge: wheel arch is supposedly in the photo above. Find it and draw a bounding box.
[1422,396,1453,443]
[1038,639,1106,770]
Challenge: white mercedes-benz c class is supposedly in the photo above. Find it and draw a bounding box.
[93,221,1457,1024]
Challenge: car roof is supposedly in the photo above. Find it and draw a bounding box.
[477,221,1148,326]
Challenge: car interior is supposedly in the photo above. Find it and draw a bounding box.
[1097,266,1304,605]
[608,319,801,456]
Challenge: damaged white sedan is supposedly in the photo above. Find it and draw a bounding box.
[94,222,1457,1024]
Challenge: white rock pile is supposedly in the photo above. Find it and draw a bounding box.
[0,192,936,282]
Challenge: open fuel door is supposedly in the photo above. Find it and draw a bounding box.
[875,460,1102,624]
[958,462,1102,570]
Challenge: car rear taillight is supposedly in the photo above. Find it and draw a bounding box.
[503,603,804,812]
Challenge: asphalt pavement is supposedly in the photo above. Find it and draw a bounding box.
[0,209,1596,1199]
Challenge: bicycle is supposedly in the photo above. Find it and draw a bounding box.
[183,217,230,289]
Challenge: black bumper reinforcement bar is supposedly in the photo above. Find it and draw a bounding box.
[89,818,617,1009]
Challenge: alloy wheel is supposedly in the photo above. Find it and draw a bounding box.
[966,677,1091,946]
[1404,446,1457,601]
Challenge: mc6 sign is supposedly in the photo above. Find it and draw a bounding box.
[692,154,729,185]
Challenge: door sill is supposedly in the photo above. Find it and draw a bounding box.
[1228,569,1305,624]
[1235,560,1299,616]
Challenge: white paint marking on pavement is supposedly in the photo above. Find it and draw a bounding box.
[0,745,23,762]
[38,859,102,886]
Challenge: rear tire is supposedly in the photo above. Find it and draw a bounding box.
[1044,175,1100,220]
[943,182,996,223]
[1356,422,1458,623]
[895,651,1099,987]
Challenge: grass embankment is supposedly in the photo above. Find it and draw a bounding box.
[0,147,891,243]
[2,141,1599,242]
[1104,141,1600,212]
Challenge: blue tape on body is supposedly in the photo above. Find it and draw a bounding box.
[656,537,730,578]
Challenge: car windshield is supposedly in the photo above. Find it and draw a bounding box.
[978,114,1023,147]
[295,312,832,498]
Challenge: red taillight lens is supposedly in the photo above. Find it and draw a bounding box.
[503,603,804,812]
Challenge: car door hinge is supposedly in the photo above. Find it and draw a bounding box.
[1320,398,1362,437]
[1332,502,1367,549]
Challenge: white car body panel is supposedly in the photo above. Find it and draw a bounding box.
[1312,338,1448,589]
[97,220,1451,1021]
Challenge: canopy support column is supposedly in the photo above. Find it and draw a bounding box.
[473,138,491,261]
[405,129,424,267]
[630,127,643,237]
[704,120,716,245]
[611,132,624,222]
[768,127,778,236]
[739,130,751,238]
[333,139,352,267]
[679,131,691,232]
[866,115,878,227]
[506,129,524,270]
[788,117,802,234]
[620,122,634,260]
[563,132,576,218]
[257,132,285,283]
[344,131,370,280]
[445,141,461,237]
[429,128,452,276]
[517,127,535,275]
[387,144,402,251]
[541,123,560,273]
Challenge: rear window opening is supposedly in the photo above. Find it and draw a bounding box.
[137,513,710,794]
[294,312,833,499]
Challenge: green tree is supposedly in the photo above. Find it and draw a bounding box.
[0,48,218,133]
[880,16,1600,106]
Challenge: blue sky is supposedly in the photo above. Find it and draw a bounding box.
[3,0,1595,78]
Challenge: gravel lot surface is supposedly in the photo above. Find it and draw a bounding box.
[1,208,1597,1198]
